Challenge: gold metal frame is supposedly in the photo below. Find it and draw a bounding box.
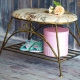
[0,16,80,77]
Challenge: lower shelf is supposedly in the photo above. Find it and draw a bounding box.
[3,42,80,62]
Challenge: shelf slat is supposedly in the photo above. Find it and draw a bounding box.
[3,43,80,62]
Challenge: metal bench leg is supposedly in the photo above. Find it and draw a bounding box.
[55,24,62,77]
[0,17,13,55]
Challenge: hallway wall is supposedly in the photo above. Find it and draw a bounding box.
[0,0,80,50]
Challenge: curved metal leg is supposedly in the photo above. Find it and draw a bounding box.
[2,20,57,58]
[0,17,13,55]
[28,23,48,40]
[4,28,58,58]
[55,24,62,77]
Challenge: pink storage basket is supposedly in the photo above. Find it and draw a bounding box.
[43,27,69,57]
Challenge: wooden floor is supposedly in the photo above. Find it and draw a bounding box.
[0,42,80,80]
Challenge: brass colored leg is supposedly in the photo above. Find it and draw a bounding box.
[28,23,48,40]
[55,24,62,77]
[0,17,13,55]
